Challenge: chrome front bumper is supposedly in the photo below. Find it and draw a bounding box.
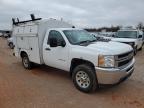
[95,58,135,85]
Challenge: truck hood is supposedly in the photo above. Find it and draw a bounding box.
[111,38,137,43]
[84,41,133,55]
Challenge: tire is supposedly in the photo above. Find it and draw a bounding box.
[139,44,143,51]
[9,43,14,49]
[22,54,32,69]
[134,46,137,55]
[72,64,98,93]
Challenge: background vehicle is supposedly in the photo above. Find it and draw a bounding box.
[7,37,14,49]
[13,15,135,93]
[112,28,143,54]
[1,31,12,38]
[0,33,3,37]
[91,32,114,41]
[3,33,9,38]
[91,32,116,41]
[99,32,116,39]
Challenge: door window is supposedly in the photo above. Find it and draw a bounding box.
[48,30,65,45]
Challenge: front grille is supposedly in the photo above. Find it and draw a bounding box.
[115,50,134,67]
[117,57,133,67]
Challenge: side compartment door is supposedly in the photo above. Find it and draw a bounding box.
[43,30,69,71]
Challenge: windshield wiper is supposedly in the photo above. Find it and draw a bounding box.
[78,39,97,45]
[79,40,91,44]
[118,36,134,38]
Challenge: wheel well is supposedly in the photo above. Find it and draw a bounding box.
[20,51,27,58]
[70,58,95,76]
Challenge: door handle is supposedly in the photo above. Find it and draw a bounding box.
[45,48,51,51]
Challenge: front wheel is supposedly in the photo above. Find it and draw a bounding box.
[72,64,98,93]
[22,54,32,69]
[139,44,143,51]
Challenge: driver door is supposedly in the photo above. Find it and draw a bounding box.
[43,30,69,71]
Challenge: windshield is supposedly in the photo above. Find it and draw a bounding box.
[63,30,97,45]
[117,31,137,38]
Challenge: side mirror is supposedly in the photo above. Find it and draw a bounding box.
[49,38,58,47]
[60,41,66,47]
[112,34,115,37]
[138,35,143,38]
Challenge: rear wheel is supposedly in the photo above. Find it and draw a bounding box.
[22,54,32,69]
[72,64,98,93]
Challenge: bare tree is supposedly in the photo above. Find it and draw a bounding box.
[137,22,144,30]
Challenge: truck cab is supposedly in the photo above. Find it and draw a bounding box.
[42,28,135,92]
[112,28,143,54]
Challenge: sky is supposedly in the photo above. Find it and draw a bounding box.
[0,0,144,30]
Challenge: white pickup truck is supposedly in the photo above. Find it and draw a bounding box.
[112,28,144,54]
[12,16,135,93]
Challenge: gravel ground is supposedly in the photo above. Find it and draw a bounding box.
[0,38,144,108]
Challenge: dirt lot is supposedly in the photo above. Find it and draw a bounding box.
[0,38,144,108]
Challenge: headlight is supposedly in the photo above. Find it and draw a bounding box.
[98,55,115,68]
